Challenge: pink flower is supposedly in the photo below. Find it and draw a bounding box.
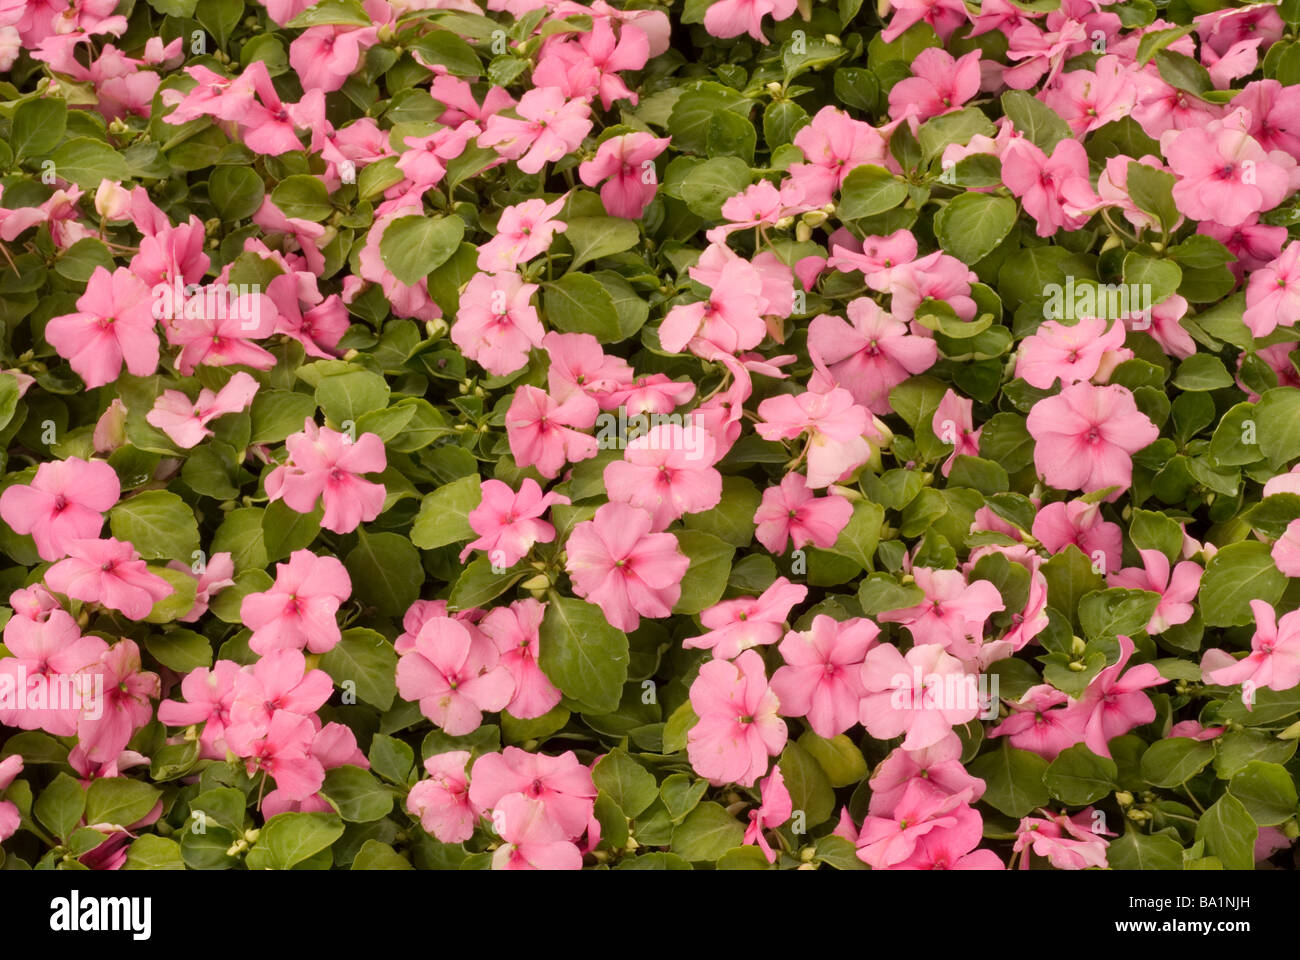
[578,132,670,219]
[0,457,120,561]
[1041,54,1137,136]
[451,272,545,377]
[703,0,796,44]
[565,502,690,631]
[1014,808,1110,870]
[1001,137,1095,238]
[1026,381,1159,499]
[753,473,854,554]
[658,259,767,357]
[888,48,980,125]
[1107,548,1202,634]
[878,568,1004,661]
[479,87,592,175]
[226,710,325,802]
[408,751,476,843]
[868,734,985,815]
[265,419,387,534]
[289,24,374,94]
[505,385,600,479]
[1031,499,1122,573]
[1274,518,1300,577]
[931,389,981,477]
[76,640,161,764]
[240,550,352,655]
[788,107,889,206]
[855,779,974,869]
[771,615,878,738]
[543,331,634,406]
[171,551,236,623]
[227,649,333,736]
[488,793,583,870]
[476,195,568,274]
[808,298,938,415]
[44,266,159,388]
[882,0,968,42]
[1200,600,1300,699]
[859,643,980,751]
[1066,635,1166,758]
[145,371,259,449]
[0,755,23,843]
[757,387,872,488]
[460,478,570,567]
[743,765,792,863]
[687,649,788,787]
[469,747,596,838]
[157,660,242,759]
[479,599,563,720]
[1164,113,1293,228]
[1,605,108,736]
[45,538,173,620]
[1243,241,1300,338]
[395,616,515,735]
[684,576,808,660]
[989,684,1086,761]
[1016,316,1128,389]
[603,424,722,529]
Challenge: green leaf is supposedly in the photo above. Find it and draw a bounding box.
[543,272,620,342]
[672,530,734,614]
[1107,828,1185,870]
[315,369,391,424]
[967,743,1050,818]
[565,216,639,270]
[35,773,85,841]
[660,774,708,822]
[13,98,67,161]
[210,165,265,221]
[933,193,1017,265]
[380,215,465,285]
[797,731,869,787]
[1000,90,1071,152]
[409,28,482,76]
[286,0,370,25]
[538,594,629,714]
[827,500,883,570]
[1199,540,1287,628]
[1228,761,1298,826]
[84,779,161,828]
[1140,737,1215,787]
[1136,23,1196,65]
[1255,388,1300,467]
[410,475,481,549]
[345,530,421,617]
[319,628,397,711]
[837,164,908,220]
[352,840,414,869]
[592,748,659,818]
[670,802,745,862]
[1044,744,1118,805]
[678,156,751,220]
[321,766,394,822]
[145,629,213,673]
[49,137,130,189]
[447,557,527,609]
[123,835,186,870]
[779,741,835,827]
[1126,161,1179,234]
[1172,354,1233,392]
[270,174,332,221]
[109,490,201,562]
[252,812,345,869]
[1041,544,1105,623]
[1078,588,1161,641]
[1194,794,1257,871]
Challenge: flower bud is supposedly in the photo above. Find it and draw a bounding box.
[94,180,131,220]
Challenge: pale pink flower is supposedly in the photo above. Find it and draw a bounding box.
[1107,548,1202,635]
[859,643,980,751]
[241,550,351,656]
[1026,382,1159,498]
[408,751,476,843]
[687,649,787,787]
[451,272,544,377]
[684,576,808,660]
[603,424,722,530]
[771,615,878,738]
[265,419,387,534]
[395,616,515,736]
[0,457,119,561]
[145,371,259,449]
[753,473,853,554]
[460,478,570,567]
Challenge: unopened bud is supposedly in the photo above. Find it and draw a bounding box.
[520,573,551,591]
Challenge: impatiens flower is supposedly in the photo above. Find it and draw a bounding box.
[1031,499,1123,574]
[888,48,980,125]
[684,576,808,660]
[0,755,23,843]
[565,502,690,631]
[658,258,767,357]
[703,0,796,44]
[489,793,582,870]
[172,551,236,623]
[756,387,872,488]
[1026,381,1159,499]
[0,457,120,561]
[265,419,387,534]
[460,478,570,567]
[603,423,722,529]
[882,0,968,42]
[395,616,515,736]
[451,272,545,377]
[859,642,980,751]
[145,371,259,449]
[788,107,890,206]
[1016,317,1128,389]
[1200,599,1300,699]
[1274,518,1300,577]
[1107,548,1202,634]
[1014,808,1110,870]
[807,298,938,415]
[227,649,333,736]
[868,733,985,815]
[45,538,173,620]
[1,603,108,737]
[470,747,596,838]
[479,599,563,720]
[753,473,854,554]
[225,709,325,802]
[855,779,974,869]
[1066,635,1166,758]
[1164,113,1293,228]
[476,195,568,274]
[931,389,981,478]
[687,649,788,787]
[505,385,600,479]
[578,132,671,219]
[743,765,792,863]
[76,640,161,764]
[240,550,352,655]
[1243,241,1300,338]
[989,684,1085,761]
[877,568,1004,660]
[479,87,592,175]
[408,751,476,844]
[157,660,242,759]
[44,266,159,388]
[771,615,878,738]
[1001,137,1095,238]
